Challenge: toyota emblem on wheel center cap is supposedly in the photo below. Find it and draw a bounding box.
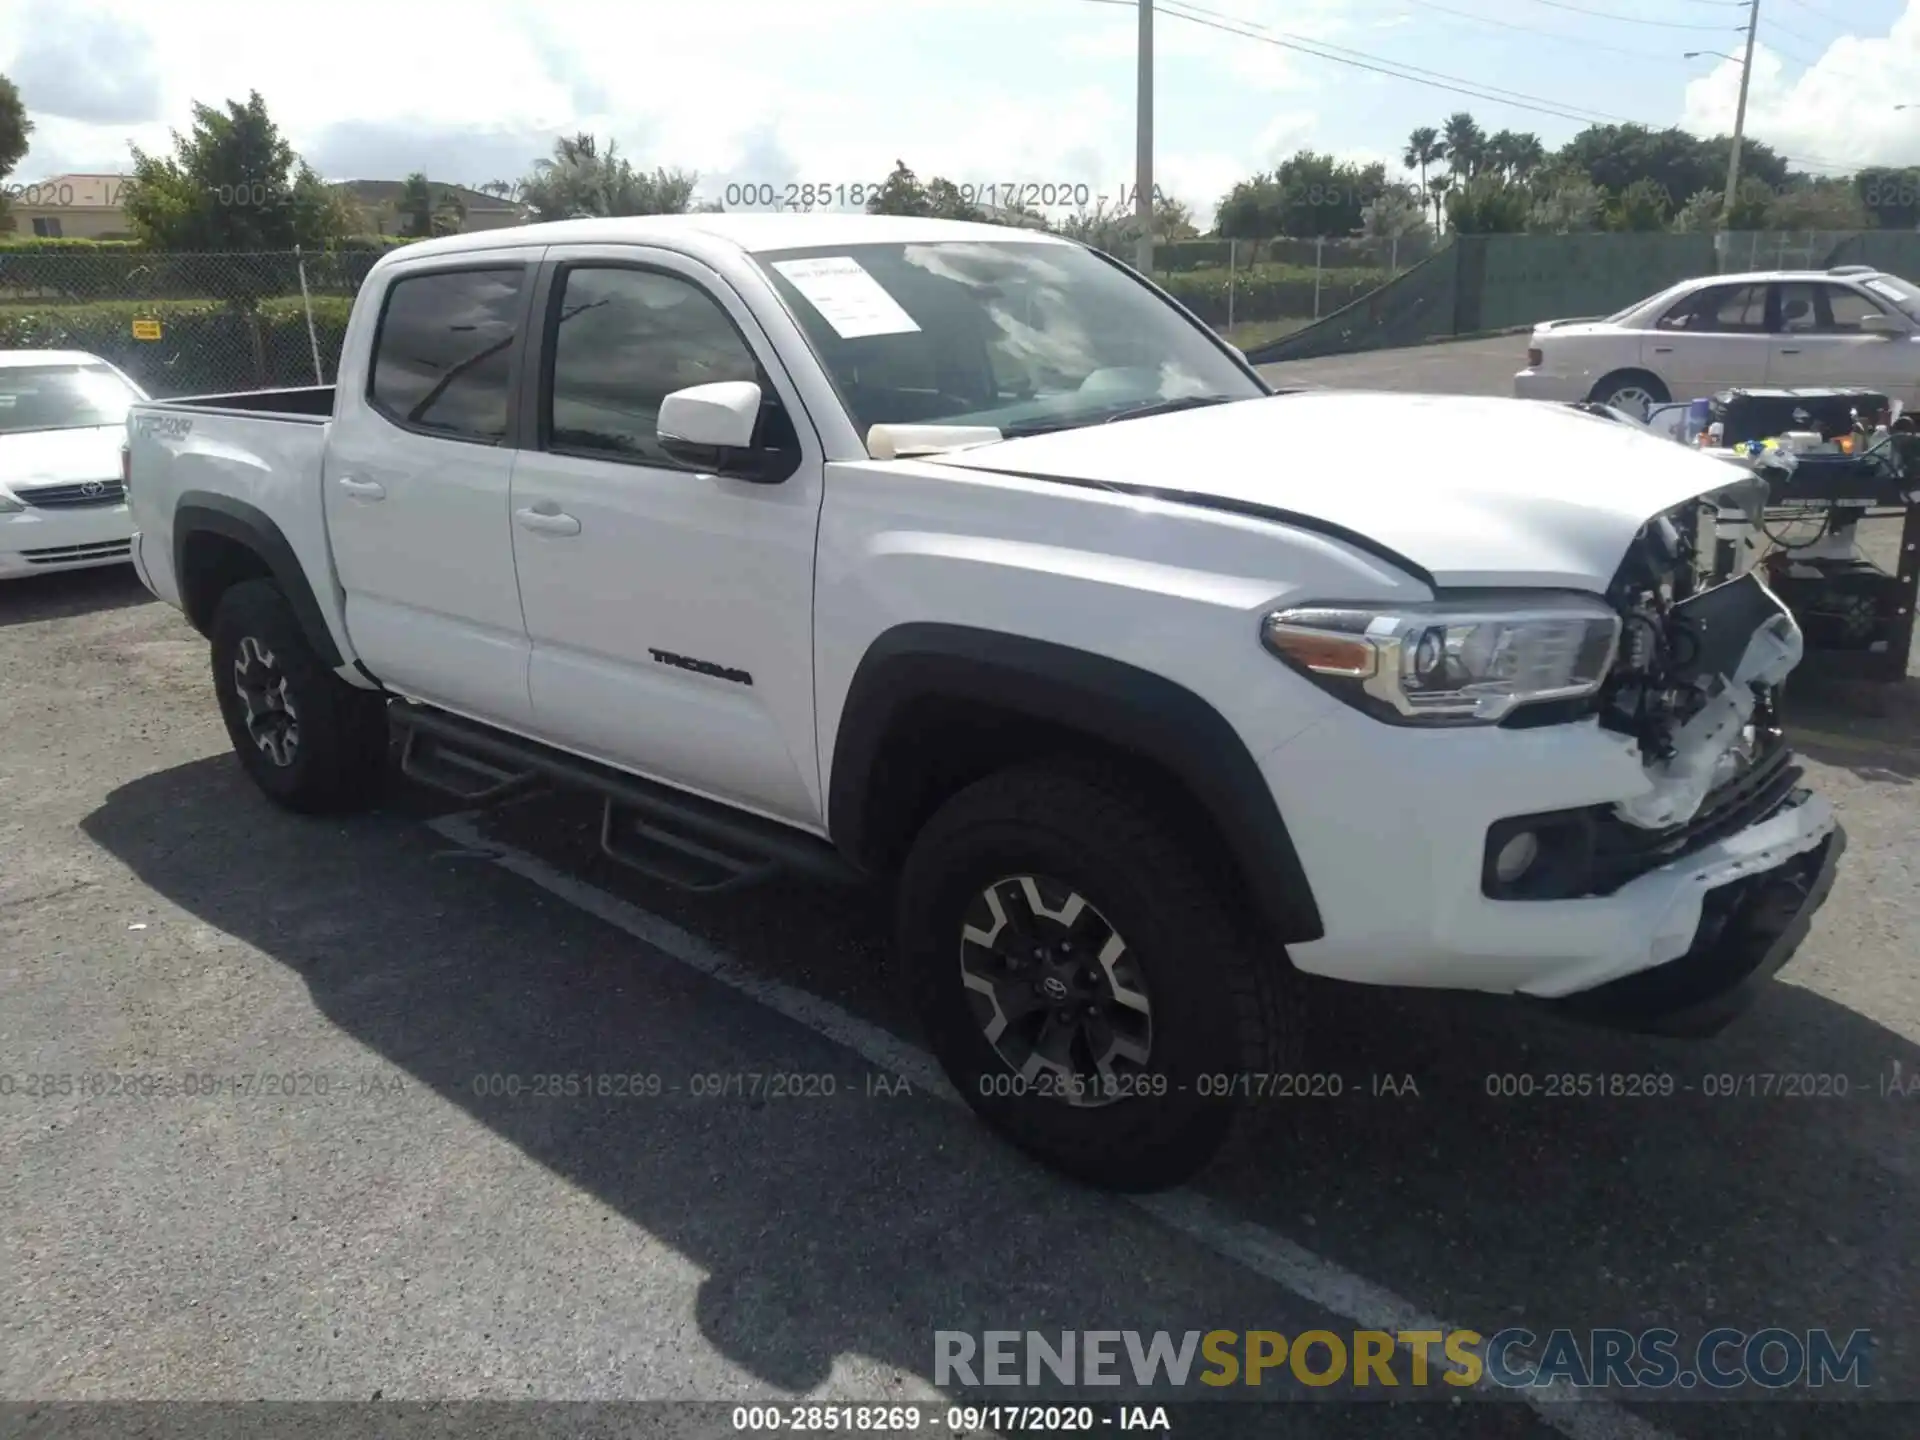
[1040,975,1070,1000]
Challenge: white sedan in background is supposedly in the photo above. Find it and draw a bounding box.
[1512,266,1920,416]
[0,350,148,579]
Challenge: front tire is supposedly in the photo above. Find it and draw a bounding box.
[895,762,1298,1191]
[209,579,389,813]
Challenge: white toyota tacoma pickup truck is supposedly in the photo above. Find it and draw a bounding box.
[125,214,1845,1190]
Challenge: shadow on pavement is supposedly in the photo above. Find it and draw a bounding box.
[0,565,155,628]
[79,756,1914,1431]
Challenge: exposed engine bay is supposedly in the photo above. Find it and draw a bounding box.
[1600,495,1805,832]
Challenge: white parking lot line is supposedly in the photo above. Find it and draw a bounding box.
[427,810,1678,1440]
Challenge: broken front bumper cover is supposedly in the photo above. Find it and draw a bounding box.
[1549,805,1846,1037]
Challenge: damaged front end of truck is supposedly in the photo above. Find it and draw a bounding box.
[1479,488,1847,1035]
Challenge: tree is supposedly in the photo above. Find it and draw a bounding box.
[1402,126,1445,209]
[1607,177,1671,232]
[516,133,698,220]
[1359,187,1430,242]
[1553,123,1790,220]
[1527,178,1605,234]
[1057,193,1189,254]
[1669,187,1725,234]
[1485,130,1545,184]
[1765,177,1870,231]
[1215,151,1389,239]
[398,172,466,238]
[1445,176,1529,234]
[1426,174,1454,231]
[860,160,980,221]
[0,74,30,184]
[1854,166,1920,228]
[124,91,348,252]
[1441,112,1485,183]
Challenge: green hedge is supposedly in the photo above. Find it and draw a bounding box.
[0,248,386,302]
[1159,263,1390,324]
[0,237,146,252]
[0,295,355,396]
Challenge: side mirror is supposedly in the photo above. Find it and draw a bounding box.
[657,381,766,474]
[1856,312,1904,338]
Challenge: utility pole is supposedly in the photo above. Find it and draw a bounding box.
[1721,0,1760,227]
[1135,0,1154,274]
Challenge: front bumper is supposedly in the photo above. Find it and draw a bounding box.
[1265,714,1842,1013]
[0,503,134,578]
[1552,820,1846,1036]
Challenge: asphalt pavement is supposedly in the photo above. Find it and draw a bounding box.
[3,347,1916,1438]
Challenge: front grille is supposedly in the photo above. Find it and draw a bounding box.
[22,539,132,565]
[18,480,126,509]
[1587,731,1803,894]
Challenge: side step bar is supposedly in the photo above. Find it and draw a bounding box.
[390,701,861,895]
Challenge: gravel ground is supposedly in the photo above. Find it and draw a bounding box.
[3,354,1915,1436]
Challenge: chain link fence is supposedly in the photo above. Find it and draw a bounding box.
[0,249,383,398]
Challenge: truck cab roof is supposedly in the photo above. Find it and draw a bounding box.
[374,213,1076,269]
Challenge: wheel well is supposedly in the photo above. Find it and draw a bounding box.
[178,530,273,637]
[853,696,1260,932]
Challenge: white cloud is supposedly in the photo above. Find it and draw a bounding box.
[0,0,1333,228]
[1679,3,1920,173]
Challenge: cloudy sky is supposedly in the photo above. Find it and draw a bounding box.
[4,0,1918,226]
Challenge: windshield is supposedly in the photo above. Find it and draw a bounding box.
[1863,273,1920,323]
[0,364,142,435]
[752,240,1265,441]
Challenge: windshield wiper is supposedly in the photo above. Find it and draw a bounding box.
[999,393,1236,439]
[1098,394,1236,424]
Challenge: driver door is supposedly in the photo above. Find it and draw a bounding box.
[1647,282,1774,401]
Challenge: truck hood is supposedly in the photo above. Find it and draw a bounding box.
[931,390,1745,592]
[0,425,125,490]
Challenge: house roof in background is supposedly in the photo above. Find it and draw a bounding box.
[16,174,133,208]
[330,179,520,209]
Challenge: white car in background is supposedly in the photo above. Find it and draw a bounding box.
[1512,266,1920,416]
[0,350,147,579]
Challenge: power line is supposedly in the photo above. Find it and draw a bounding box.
[1398,0,1690,64]
[1092,0,1634,124]
[1522,0,1745,31]
[1068,0,1873,179]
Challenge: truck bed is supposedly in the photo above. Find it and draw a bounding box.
[126,390,344,658]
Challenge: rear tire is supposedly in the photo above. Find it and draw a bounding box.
[895,761,1299,1191]
[209,579,388,813]
[1588,369,1670,418]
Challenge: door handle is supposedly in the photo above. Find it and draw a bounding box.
[337,476,385,499]
[1652,346,1672,354]
[514,506,581,537]
[1779,348,1801,355]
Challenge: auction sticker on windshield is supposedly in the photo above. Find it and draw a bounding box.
[771,256,920,339]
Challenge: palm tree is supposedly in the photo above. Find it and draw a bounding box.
[1441,112,1485,184]
[1427,174,1454,232]
[1403,126,1446,211]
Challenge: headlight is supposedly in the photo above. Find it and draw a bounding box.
[0,488,23,514]
[1261,594,1621,725]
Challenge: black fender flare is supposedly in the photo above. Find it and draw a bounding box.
[828,623,1324,943]
[174,491,344,670]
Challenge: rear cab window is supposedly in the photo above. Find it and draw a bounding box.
[368,267,528,443]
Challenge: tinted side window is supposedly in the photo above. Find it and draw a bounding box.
[546,266,760,466]
[1658,284,1766,333]
[369,268,526,442]
[1826,286,1890,331]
